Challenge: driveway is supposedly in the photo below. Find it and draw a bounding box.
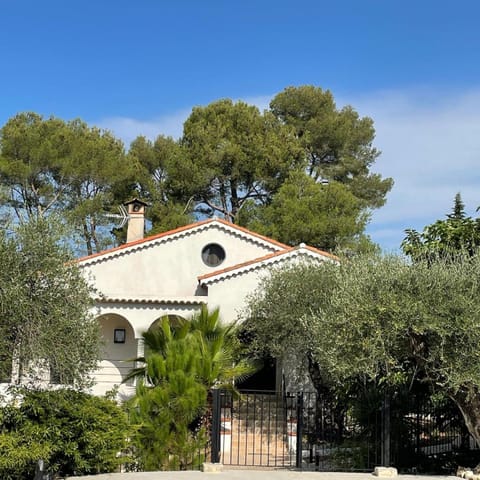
[70,469,458,480]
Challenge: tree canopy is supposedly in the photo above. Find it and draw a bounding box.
[176,99,303,222]
[245,252,480,447]
[0,217,101,386]
[0,112,129,255]
[245,170,369,252]
[148,88,391,252]
[270,85,393,209]
[0,85,392,255]
[402,193,480,261]
[126,134,193,235]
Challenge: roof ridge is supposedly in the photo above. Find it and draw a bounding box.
[302,244,339,260]
[198,244,335,282]
[76,218,289,264]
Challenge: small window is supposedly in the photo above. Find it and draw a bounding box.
[202,243,226,267]
[114,328,126,344]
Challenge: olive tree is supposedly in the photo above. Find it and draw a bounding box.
[245,253,480,448]
[0,217,100,386]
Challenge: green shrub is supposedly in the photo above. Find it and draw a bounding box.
[0,388,131,479]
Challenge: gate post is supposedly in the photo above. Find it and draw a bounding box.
[295,392,304,468]
[211,389,222,464]
[381,392,391,467]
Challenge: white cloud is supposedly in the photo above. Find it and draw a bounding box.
[343,89,480,251]
[96,95,273,148]
[240,95,272,112]
[97,88,480,252]
[96,108,192,145]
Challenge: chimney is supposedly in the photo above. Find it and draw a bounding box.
[124,198,148,243]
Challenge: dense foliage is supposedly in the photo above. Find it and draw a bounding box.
[0,112,129,254]
[0,85,391,255]
[245,253,480,447]
[0,388,130,480]
[245,170,370,252]
[126,306,255,470]
[270,85,393,210]
[402,193,480,261]
[0,217,100,386]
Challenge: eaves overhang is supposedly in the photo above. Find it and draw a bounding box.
[198,245,338,286]
[77,218,289,267]
[92,295,207,306]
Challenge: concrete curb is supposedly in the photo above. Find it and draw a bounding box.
[70,470,459,480]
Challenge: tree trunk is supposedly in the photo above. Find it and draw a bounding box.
[307,355,347,442]
[450,388,480,448]
[82,221,93,256]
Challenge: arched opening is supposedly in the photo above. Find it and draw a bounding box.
[143,314,189,359]
[148,314,187,332]
[93,314,136,393]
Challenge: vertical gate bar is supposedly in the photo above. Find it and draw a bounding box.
[261,394,265,464]
[227,391,232,466]
[381,392,391,467]
[285,393,290,466]
[252,394,257,465]
[296,392,304,469]
[245,393,250,465]
[267,393,272,465]
[236,393,241,465]
[229,391,233,466]
[211,389,221,464]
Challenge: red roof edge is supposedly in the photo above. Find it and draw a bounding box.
[76,218,290,263]
[198,244,337,282]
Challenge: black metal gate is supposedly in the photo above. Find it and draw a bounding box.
[211,389,297,468]
[210,389,480,473]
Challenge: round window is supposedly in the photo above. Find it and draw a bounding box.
[201,243,226,267]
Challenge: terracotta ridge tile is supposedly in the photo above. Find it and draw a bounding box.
[198,244,335,282]
[76,218,290,264]
[76,218,215,263]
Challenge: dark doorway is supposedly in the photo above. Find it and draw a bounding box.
[236,356,276,391]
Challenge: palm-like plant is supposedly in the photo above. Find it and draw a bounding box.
[126,306,255,390]
[125,306,256,470]
[188,306,256,389]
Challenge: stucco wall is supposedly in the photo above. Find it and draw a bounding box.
[205,269,270,325]
[205,251,330,325]
[80,224,277,299]
[93,302,202,337]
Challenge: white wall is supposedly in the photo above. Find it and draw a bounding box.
[90,314,137,397]
[93,302,203,337]
[80,224,277,299]
[206,269,270,324]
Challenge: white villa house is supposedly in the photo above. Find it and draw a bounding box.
[1,199,336,398]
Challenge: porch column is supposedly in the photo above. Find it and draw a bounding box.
[134,337,145,386]
[136,337,145,359]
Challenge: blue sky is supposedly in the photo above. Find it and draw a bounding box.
[1,0,480,251]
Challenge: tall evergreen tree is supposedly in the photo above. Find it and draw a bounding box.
[270,85,393,210]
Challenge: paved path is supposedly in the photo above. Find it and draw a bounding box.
[70,470,458,480]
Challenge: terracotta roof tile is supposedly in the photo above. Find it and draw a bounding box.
[198,245,337,282]
[198,247,296,281]
[301,245,339,261]
[76,218,290,264]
